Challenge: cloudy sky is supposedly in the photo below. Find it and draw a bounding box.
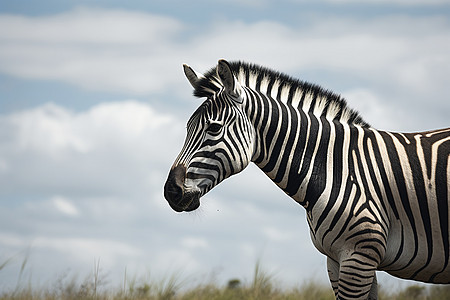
[1,0,449,292]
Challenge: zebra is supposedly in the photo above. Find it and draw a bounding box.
[164,59,450,299]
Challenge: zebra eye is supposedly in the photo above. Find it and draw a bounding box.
[206,122,222,134]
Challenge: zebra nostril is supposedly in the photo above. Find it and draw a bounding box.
[164,165,187,203]
[164,180,183,202]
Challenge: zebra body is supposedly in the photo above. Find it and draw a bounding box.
[164,60,450,299]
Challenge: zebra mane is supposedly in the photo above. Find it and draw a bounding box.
[193,61,369,128]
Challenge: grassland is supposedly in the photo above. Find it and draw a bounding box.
[1,261,449,299]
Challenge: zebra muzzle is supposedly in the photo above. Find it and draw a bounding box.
[164,165,200,212]
[164,164,186,202]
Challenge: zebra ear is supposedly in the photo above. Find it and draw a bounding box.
[217,59,243,103]
[183,64,200,89]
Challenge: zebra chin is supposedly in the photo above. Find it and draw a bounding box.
[167,191,201,212]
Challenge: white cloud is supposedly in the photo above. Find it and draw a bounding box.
[0,8,184,94]
[52,195,79,217]
[342,88,399,130]
[0,158,7,173]
[0,8,448,133]
[0,100,180,196]
[0,8,181,44]
[0,8,449,114]
[263,227,295,242]
[181,237,210,249]
[33,236,142,264]
[7,103,89,154]
[0,233,25,248]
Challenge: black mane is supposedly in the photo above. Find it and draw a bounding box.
[192,61,369,128]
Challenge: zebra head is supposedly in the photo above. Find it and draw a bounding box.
[164,60,255,212]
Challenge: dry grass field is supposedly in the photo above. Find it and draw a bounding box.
[1,259,449,300]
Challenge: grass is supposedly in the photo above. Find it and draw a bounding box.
[1,258,449,300]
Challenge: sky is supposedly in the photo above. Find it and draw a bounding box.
[0,0,449,293]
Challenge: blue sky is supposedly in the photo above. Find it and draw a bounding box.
[0,0,449,292]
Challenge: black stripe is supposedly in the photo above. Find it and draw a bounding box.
[285,107,309,196]
[394,133,434,279]
[264,99,289,175]
[305,117,331,209]
[330,127,361,246]
[253,92,271,164]
[274,104,299,183]
[317,122,344,235]
[370,131,400,219]
[261,98,282,172]
[294,108,321,202]
[380,131,419,269]
[431,138,450,281]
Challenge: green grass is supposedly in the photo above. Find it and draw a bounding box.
[1,258,449,300]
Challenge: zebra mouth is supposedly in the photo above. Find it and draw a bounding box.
[169,191,200,212]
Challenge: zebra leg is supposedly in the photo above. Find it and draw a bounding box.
[327,257,339,298]
[338,253,378,299]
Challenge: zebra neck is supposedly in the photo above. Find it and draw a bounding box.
[246,88,357,210]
